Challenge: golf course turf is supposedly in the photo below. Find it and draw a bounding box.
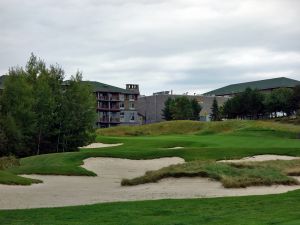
[1,120,300,224]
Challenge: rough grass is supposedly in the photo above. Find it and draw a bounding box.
[274,117,300,126]
[122,160,300,188]
[1,190,300,225]
[97,120,300,137]
[0,156,20,170]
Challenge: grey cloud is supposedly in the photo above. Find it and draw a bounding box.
[0,0,300,95]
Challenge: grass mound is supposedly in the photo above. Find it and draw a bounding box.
[97,120,300,137]
[121,159,300,188]
[97,120,206,136]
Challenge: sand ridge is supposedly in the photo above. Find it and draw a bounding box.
[1,154,300,209]
[80,143,123,148]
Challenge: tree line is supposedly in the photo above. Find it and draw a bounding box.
[210,86,300,120]
[162,96,202,121]
[0,54,96,157]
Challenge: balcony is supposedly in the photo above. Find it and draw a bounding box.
[97,96,110,101]
[110,107,121,112]
[97,106,120,111]
[97,96,120,101]
[99,117,120,124]
[110,97,120,101]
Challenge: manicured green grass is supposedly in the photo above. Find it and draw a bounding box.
[122,159,300,188]
[1,190,300,225]
[0,170,41,185]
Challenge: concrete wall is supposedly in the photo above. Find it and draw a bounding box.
[136,94,229,123]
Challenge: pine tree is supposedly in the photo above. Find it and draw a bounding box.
[210,97,220,121]
[162,98,174,121]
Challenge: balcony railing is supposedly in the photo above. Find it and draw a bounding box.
[97,96,109,101]
[110,97,120,101]
[99,118,120,123]
[97,106,120,111]
[97,96,120,101]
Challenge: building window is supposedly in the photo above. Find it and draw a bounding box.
[130,103,135,109]
[130,113,135,121]
[129,95,135,100]
[120,102,125,109]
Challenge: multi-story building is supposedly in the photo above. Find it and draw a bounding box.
[86,81,140,128]
[136,92,229,123]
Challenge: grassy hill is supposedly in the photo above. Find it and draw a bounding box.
[97,120,300,137]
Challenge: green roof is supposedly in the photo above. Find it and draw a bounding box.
[83,81,138,94]
[203,77,300,96]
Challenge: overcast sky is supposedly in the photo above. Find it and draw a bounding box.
[1,0,300,95]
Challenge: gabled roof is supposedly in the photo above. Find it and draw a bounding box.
[83,81,138,94]
[203,77,300,96]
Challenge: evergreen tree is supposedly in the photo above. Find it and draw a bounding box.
[162,97,201,121]
[293,85,300,113]
[172,97,193,120]
[210,97,220,121]
[191,98,202,120]
[264,88,294,117]
[162,98,174,121]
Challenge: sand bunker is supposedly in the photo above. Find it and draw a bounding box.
[219,154,300,163]
[80,143,123,148]
[167,146,184,149]
[1,155,300,209]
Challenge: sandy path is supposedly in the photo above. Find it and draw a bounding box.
[1,155,300,209]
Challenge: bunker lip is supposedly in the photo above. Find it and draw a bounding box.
[219,154,300,163]
[166,146,184,149]
[80,142,123,149]
[1,155,300,209]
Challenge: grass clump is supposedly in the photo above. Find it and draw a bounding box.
[0,156,20,170]
[122,160,300,188]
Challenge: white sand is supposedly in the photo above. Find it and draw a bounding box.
[167,146,184,149]
[80,143,123,148]
[219,154,300,163]
[1,156,300,209]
